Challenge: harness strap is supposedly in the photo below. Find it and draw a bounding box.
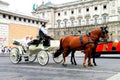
[79,35,94,50]
[80,36,83,41]
[79,36,84,49]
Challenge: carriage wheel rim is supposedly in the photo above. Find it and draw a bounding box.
[53,54,63,64]
[9,48,20,64]
[28,54,37,63]
[37,50,49,66]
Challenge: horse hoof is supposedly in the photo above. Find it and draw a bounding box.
[83,63,86,68]
[71,63,77,65]
[83,65,86,68]
[83,64,86,68]
[94,64,97,66]
[88,64,93,67]
[71,62,74,65]
[62,64,67,67]
[74,63,77,65]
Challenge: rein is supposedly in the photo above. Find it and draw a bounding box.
[79,27,108,50]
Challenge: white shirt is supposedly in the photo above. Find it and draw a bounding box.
[20,38,30,47]
[40,27,47,35]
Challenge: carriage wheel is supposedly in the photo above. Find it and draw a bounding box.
[9,47,21,64]
[37,50,49,66]
[28,54,37,63]
[53,54,63,64]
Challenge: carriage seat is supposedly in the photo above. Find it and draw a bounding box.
[28,38,50,47]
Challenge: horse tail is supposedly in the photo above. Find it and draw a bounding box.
[54,38,63,58]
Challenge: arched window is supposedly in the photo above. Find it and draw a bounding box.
[64,31,67,35]
[78,19,81,25]
[64,21,67,27]
[77,16,83,26]
[102,13,108,23]
[57,19,61,28]
[57,31,60,36]
[63,19,68,27]
[94,18,98,24]
[70,16,75,27]
[93,14,99,24]
[71,31,76,35]
[85,14,91,25]
[86,19,89,25]
[71,19,74,26]
[103,15,107,23]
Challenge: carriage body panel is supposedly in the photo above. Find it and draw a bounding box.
[10,40,62,65]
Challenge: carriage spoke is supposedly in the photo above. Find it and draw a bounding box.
[53,54,63,64]
[9,48,21,64]
[37,50,49,66]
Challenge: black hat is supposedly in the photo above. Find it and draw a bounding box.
[41,22,45,27]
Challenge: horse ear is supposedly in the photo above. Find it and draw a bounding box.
[100,27,103,30]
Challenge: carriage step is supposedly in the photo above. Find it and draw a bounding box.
[24,56,29,61]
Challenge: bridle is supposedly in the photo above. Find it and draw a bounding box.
[100,26,109,41]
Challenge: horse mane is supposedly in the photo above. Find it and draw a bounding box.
[89,28,102,41]
[90,28,101,35]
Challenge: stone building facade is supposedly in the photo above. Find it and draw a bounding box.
[32,0,120,40]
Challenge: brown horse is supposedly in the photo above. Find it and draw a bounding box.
[54,26,109,67]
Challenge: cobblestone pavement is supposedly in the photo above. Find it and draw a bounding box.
[0,55,120,80]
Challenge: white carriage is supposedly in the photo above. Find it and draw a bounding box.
[9,40,63,66]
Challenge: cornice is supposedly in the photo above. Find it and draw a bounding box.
[0,0,9,5]
[0,9,48,22]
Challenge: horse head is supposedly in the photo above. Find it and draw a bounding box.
[90,26,109,42]
[100,26,109,41]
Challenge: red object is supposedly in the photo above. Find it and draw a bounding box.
[116,42,120,51]
[96,43,104,52]
[95,41,120,53]
[107,42,112,51]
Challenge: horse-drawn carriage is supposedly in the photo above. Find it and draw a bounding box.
[9,39,63,66]
[10,26,109,67]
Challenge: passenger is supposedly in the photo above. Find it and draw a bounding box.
[29,35,33,40]
[20,36,31,52]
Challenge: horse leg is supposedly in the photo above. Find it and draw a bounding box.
[93,57,97,66]
[83,53,87,67]
[63,49,69,66]
[92,48,97,66]
[88,57,93,67]
[71,50,77,65]
[92,52,97,66]
[87,48,93,66]
[83,47,93,67]
[71,51,74,65]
